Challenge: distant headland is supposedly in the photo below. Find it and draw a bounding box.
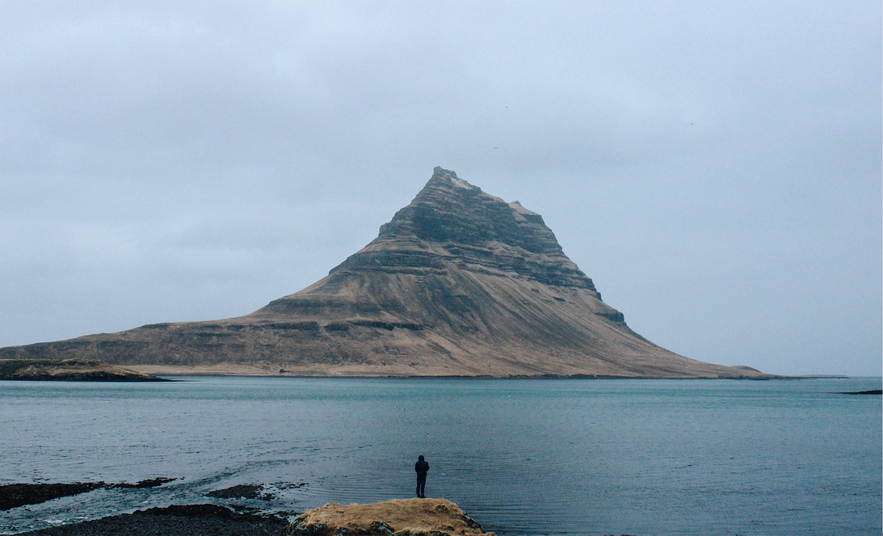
[0,358,168,382]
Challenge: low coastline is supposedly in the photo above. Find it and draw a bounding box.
[4,483,495,536]
[2,481,296,536]
[3,358,832,381]
[0,359,168,382]
[15,504,291,536]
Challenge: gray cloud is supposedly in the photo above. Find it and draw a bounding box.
[0,1,879,375]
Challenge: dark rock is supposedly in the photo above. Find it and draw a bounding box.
[367,521,395,535]
[0,483,104,511]
[17,504,290,536]
[288,521,328,536]
[594,312,625,324]
[1,478,175,510]
[206,484,271,500]
[112,477,176,489]
[136,504,242,519]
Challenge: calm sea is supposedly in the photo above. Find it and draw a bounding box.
[1,377,880,535]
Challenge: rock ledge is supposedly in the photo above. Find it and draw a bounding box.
[287,498,494,536]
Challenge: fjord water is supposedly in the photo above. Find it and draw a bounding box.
[1,378,880,535]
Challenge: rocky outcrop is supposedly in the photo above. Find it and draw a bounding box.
[0,479,175,510]
[0,168,772,378]
[287,498,493,536]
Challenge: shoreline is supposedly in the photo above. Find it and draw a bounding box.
[5,359,858,381]
[137,372,847,380]
[0,480,176,512]
[2,482,297,536]
[1,371,855,381]
[3,482,495,536]
[14,504,291,536]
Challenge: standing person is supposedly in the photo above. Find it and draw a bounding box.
[415,455,429,498]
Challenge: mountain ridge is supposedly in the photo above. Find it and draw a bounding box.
[0,167,772,378]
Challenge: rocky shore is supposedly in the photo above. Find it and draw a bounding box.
[16,504,290,536]
[0,479,175,511]
[8,492,497,536]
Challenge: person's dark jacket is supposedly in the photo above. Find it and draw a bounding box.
[415,460,429,477]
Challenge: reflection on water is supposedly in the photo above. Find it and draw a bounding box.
[1,377,880,535]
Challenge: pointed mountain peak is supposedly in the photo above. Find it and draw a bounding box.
[408,166,484,206]
[378,168,553,250]
[428,166,478,190]
[334,168,595,290]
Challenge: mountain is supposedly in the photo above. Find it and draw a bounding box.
[0,167,770,378]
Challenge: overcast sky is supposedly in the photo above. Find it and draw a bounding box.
[1,1,879,376]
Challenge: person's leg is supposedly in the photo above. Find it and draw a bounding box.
[417,476,426,497]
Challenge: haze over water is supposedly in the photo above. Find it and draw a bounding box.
[2,377,880,535]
